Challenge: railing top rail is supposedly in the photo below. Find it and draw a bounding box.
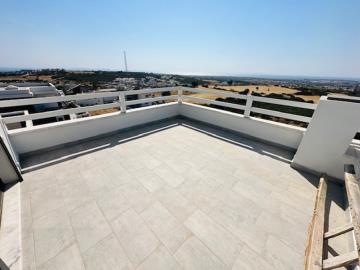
[0,86,320,128]
[123,87,177,96]
[328,94,360,102]
[0,89,119,108]
[2,102,120,124]
[180,86,248,100]
[183,96,247,110]
[252,95,317,110]
[0,86,317,111]
[180,86,317,110]
[125,95,178,106]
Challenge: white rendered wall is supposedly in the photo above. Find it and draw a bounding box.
[8,102,305,155]
[0,120,20,183]
[292,97,360,180]
[9,103,180,154]
[180,102,305,150]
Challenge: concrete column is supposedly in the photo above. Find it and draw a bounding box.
[292,96,360,180]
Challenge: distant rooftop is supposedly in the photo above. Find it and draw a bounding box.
[0,82,60,100]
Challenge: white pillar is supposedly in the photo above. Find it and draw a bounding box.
[178,88,183,103]
[244,95,253,118]
[119,92,126,113]
[292,96,360,180]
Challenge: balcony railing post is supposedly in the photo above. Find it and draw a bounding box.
[244,95,253,117]
[178,88,183,104]
[119,92,126,113]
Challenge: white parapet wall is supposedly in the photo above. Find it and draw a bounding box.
[180,102,305,150]
[9,102,180,154]
[8,101,306,156]
[0,118,21,184]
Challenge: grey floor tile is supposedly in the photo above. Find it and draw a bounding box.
[37,244,85,270]
[55,166,83,187]
[255,211,305,253]
[119,181,155,213]
[30,185,64,219]
[157,224,192,254]
[103,161,135,186]
[264,235,302,270]
[61,180,93,212]
[141,202,179,238]
[82,234,133,270]
[138,153,163,170]
[140,201,192,253]
[137,245,182,270]
[69,201,112,252]
[179,177,224,214]
[153,164,186,188]
[80,167,117,199]
[111,208,159,267]
[155,186,196,222]
[232,245,273,270]
[96,187,131,222]
[32,207,75,266]
[133,168,165,193]
[174,237,227,270]
[185,210,241,267]
[22,169,57,194]
[22,233,36,270]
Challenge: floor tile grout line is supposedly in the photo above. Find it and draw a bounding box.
[30,181,82,269]
[98,206,135,268]
[135,200,190,269]
[23,186,37,270]
[29,184,72,268]
[182,209,242,268]
[107,206,147,269]
[65,202,95,270]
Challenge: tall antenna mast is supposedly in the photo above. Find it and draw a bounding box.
[123,51,128,72]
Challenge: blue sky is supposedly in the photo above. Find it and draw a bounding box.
[1,0,359,78]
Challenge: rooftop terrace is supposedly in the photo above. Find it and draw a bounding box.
[0,87,359,269]
[18,118,320,269]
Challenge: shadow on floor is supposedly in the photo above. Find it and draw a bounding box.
[20,117,304,177]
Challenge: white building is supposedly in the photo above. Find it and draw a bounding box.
[0,82,60,100]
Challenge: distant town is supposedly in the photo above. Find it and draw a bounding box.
[0,69,359,130]
[0,68,359,96]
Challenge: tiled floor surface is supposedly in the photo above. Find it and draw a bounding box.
[20,118,320,270]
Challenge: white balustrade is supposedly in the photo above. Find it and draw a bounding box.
[0,86,318,129]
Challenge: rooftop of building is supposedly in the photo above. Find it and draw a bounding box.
[0,87,359,270]
[0,82,59,100]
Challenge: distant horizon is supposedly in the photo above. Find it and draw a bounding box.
[1,66,359,81]
[1,0,359,79]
